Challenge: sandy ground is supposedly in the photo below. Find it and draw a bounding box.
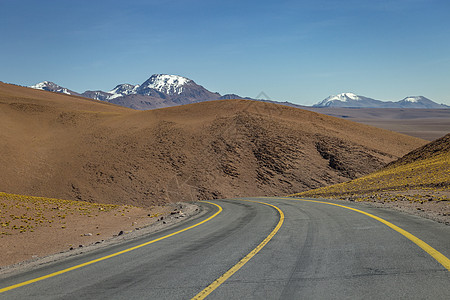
[0,201,200,273]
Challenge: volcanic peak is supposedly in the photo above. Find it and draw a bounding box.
[138,74,191,95]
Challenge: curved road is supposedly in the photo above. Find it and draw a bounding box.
[0,197,449,299]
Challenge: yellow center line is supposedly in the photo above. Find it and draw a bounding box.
[192,199,285,300]
[278,197,450,271]
[0,201,223,294]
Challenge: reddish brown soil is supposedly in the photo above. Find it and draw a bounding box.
[0,203,174,268]
[0,83,426,206]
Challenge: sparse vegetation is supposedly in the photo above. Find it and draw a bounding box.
[0,192,120,236]
[291,152,449,199]
[0,191,173,267]
[290,135,449,210]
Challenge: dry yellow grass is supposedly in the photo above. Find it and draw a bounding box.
[0,191,172,267]
[291,150,449,200]
[0,192,155,236]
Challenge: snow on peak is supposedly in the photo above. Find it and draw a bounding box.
[402,96,422,103]
[108,83,139,94]
[29,81,72,95]
[323,92,361,103]
[332,92,359,101]
[30,81,53,89]
[108,83,140,99]
[142,74,191,95]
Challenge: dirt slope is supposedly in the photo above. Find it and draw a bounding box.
[291,134,449,223]
[0,83,426,206]
[293,134,449,197]
[386,133,450,167]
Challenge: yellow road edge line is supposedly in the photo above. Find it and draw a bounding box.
[192,200,285,300]
[0,201,223,294]
[279,197,450,271]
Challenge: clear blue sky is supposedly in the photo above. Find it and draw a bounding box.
[1,0,449,105]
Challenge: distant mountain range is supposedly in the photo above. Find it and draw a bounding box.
[313,92,449,109]
[30,75,251,110]
[30,81,80,96]
[29,76,449,110]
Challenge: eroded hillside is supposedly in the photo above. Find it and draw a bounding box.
[0,83,426,206]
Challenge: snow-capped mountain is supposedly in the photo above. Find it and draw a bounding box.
[322,92,361,102]
[31,74,222,110]
[133,74,220,106]
[29,77,449,111]
[108,83,140,99]
[313,93,387,108]
[30,81,80,96]
[81,84,140,101]
[397,96,448,109]
[137,74,189,95]
[80,90,111,101]
[314,93,449,109]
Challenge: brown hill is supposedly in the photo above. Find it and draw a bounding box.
[291,133,449,223]
[293,133,449,197]
[0,83,426,206]
[386,133,449,167]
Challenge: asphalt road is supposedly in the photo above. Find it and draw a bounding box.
[0,197,449,299]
